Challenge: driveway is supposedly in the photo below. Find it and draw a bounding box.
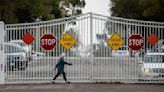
[0,83,164,92]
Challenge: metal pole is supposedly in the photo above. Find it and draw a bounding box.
[0,21,5,84]
[90,12,93,83]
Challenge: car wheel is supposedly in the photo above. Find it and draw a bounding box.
[9,65,14,71]
[19,67,26,70]
[25,61,28,67]
[18,61,28,70]
[138,74,144,82]
[7,61,14,71]
[16,61,22,70]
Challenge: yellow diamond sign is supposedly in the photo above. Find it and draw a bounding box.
[106,33,124,51]
[59,33,77,50]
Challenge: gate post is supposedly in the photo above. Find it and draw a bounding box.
[90,12,94,83]
[0,21,5,84]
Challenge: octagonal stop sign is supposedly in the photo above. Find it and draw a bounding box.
[128,34,144,51]
[40,34,56,50]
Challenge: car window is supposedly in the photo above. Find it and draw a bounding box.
[144,55,164,63]
[4,44,24,53]
[12,42,26,47]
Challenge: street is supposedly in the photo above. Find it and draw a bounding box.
[0,83,164,92]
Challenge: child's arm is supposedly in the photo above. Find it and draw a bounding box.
[64,61,72,65]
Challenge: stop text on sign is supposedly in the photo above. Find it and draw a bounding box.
[40,34,56,50]
[41,39,56,46]
[128,39,143,46]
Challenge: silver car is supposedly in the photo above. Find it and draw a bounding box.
[112,46,130,57]
[9,40,32,52]
[139,53,164,79]
[4,43,29,71]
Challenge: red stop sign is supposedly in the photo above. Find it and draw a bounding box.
[128,34,144,51]
[40,34,56,50]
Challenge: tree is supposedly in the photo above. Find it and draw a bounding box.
[110,0,143,19]
[110,0,164,22]
[0,0,86,23]
[16,0,53,23]
[0,0,18,23]
[58,0,86,16]
[139,0,164,21]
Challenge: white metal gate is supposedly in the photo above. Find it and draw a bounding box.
[2,13,164,84]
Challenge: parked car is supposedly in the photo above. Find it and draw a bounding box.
[112,46,130,57]
[9,40,32,52]
[31,51,45,58]
[4,43,29,71]
[131,50,145,57]
[161,45,164,52]
[155,39,164,52]
[10,40,33,59]
[93,45,112,57]
[139,53,164,80]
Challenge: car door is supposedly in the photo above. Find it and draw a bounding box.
[4,44,26,69]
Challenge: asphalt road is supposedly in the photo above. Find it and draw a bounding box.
[0,83,164,92]
[5,57,144,83]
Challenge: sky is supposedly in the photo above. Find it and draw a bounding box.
[83,0,110,16]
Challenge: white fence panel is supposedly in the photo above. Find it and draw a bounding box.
[3,13,164,84]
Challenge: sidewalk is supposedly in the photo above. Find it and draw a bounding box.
[0,83,164,92]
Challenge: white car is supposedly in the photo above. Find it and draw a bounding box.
[31,51,45,58]
[9,40,32,52]
[4,43,29,71]
[112,46,130,57]
[140,53,164,79]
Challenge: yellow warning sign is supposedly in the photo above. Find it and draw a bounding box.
[59,33,77,50]
[106,33,124,51]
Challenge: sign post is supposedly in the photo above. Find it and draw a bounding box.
[40,34,56,50]
[128,34,144,51]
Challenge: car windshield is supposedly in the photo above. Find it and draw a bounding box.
[144,55,164,63]
[4,44,25,53]
[12,42,26,47]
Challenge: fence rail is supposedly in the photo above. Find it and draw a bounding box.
[2,12,164,84]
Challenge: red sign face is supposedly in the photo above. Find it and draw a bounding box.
[40,34,56,50]
[128,34,144,51]
[22,32,35,45]
[147,34,159,46]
